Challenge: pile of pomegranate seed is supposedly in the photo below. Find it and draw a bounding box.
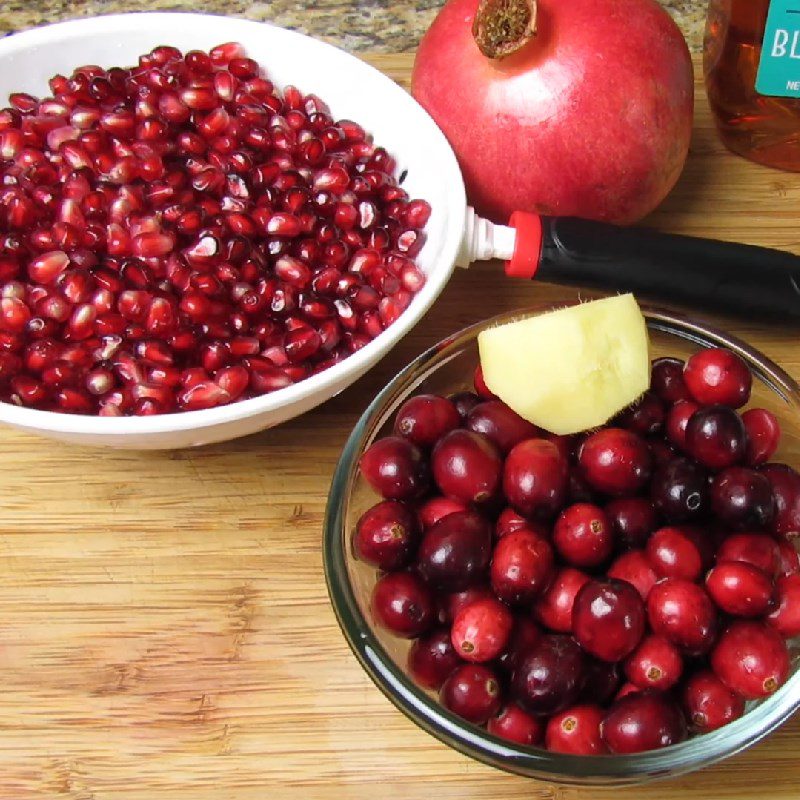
[354,346,800,755]
[0,44,430,415]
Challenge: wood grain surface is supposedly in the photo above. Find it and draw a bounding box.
[1,54,800,800]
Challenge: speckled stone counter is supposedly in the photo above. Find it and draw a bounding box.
[0,0,707,54]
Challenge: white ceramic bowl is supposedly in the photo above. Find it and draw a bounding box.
[0,12,468,448]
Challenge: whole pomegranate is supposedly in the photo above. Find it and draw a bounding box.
[411,0,693,224]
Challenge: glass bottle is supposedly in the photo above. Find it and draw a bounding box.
[704,0,800,171]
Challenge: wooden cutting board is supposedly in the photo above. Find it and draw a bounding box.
[1,54,800,800]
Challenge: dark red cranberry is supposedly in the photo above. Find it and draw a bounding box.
[608,550,658,601]
[497,616,541,674]
[417,496,468,529]
[705,561,773,617]
[488,702,543,746]
[408,628,463,690]
[511,634,585,716]
[353,500,418,570]
[651,357,691,403]
[777,538,800,575]
[503,438,569,517]
[605,497,658,549]
[717,532,780,577]
[490,528,555,605]
[567,471,597,504]
[573,579,645,662]
[742,408,781,466]
[553,503,612,569]
[649,437,677,467]
[465,400,538,454]
[615,391,665,436]
[710,467,775,530]
[473,364,495,399]
[451,596,513,663]
[440,664,502,724]
[646,526,704,581]
[431,429,502,505]
[371,571,434,638]
[359,436,429,500]
[441,585,495,625]
[711,621,789,699]
[393,393,460,448]
[623,635,683,691]
[682,669,745,733]
[650,457,708,522]
[416,511,492,592]
[545,704,608,755]
[766,573,800,638]
[665,399,700,451]
[577,428,652,496]
[580,658,621,705]
[601,691,687,753]
[533,567,590,633]
[449,391,481,420]
[647,579,717,655]
[684,347,752,408]
[760,463,800,541]
[684,406,747,470]
[494,506,531,539]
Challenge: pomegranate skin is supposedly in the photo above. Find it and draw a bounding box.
[411,0,693,224]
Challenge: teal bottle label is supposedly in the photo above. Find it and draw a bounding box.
[757,0,800,97]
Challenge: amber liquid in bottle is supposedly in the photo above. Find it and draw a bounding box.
[705,0,800,170]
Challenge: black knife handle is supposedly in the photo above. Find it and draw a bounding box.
[535,217,800,321]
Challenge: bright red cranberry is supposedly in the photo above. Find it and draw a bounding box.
[371,571,435,638]
[494,506,531,539]
[503,438,569,517]
[705,561,773,618]
[359,436,429,500]
[545,704,607,755]
[710,467,775,530]
[760,463,800,541]
[440,664,502,724]
[417,496,468,529]
[623,635,683,691]
[650,457,708,522]
[408,628,463,690]
[449,391,481,420]
[534,567,590,633]
[578,428,652,496]
[742,408,781,466]
[651,357,691,403]
[451,596,513,663]
[616,391,665,436]
[353,500,418,570]
[431,429,502,505]
[580,658,621,705]
[496,616,541,674]
[601,691,687,753]
[490,528,554,605]
[488,702,543,746]
[647,579,717,655]
[777,538,800,575]
[465,400,538,454]
[473,364,494,399]
[608,550,658,601]
[441,585,495,625]
[416,511,492,592]
[573,579,645,662]
[682,669,745,733]
[766,573,800,638]
[717,532,780,577]
[553,503,613,569]
[711,621,789,699]
[646,526,704,581]
[393,393,460,448]
[511,634,585,716]
[605,497,658,549]
[684,406,747,470]
[665,399,700,451]
[684,347,752,408]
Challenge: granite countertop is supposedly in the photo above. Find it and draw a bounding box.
[0,0,706,54]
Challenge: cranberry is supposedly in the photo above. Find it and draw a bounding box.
[553,503,613,569]
[473,364,494,398]
[623,635,683,691]
[717,532,780,577]
[359,436,429,500]
[578,428,652,496]
[451,596,513,662]
[353,500,418,570]
[490,528,554,605]
[534,567,590,633]
[417,496,468,529]
[580,658,622,705]
[684,406,747,470]
[503,438,569,518]
[665,399,700,451]
[647,579,717,655]
[511,634,585,715]
[711,621,789,699]
[615,391,665,436]
[608,550,658,601]
[777,538,800,575]
[682,670,745,733]
[567,471,597,504]
[760,463,800,540]
[545,704,608,755]
[449,391,481,420]
[465,400,538,454]
[573,579,645,662]
[371,571,435,638]
[742,408,781,466]
[408,628,463,689]
[705,561,773,617]
[494,506,532,539]
[649,438,678,467]
[393,394,460,448]
[497,616,541,674]
[605,497,658,549]
[646,526,704,581]
[650,457,708,522]
[440,664,502,724]
[488,702,543,746]
[416,511,492,592]
[432,429,502,505]
[766,573,800,637]
[441,585,495,625]
[710,467,775,530]
[651,357,691,403]
[601,691,687,753]
[684,347,752,408]
[614,682,641,701]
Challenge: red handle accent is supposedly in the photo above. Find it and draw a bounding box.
[505,211,543,279]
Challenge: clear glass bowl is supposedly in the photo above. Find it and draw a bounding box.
[323,305,800,786]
